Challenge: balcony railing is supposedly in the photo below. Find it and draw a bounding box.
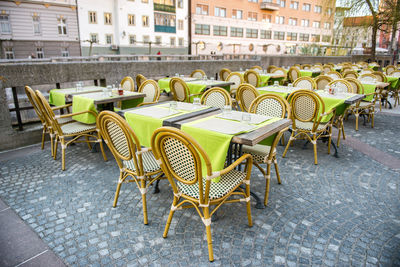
[154,3,176,13]
[155,25,176,33]
[260,2,280,11]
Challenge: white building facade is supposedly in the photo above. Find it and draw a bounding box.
[77,0,189,55]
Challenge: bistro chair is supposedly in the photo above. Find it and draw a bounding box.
[314,63,323,66]
[151,127,253,262]
[25,86,73,155]
[282,90,335,165]
[271,67,287,84]
[323,65,333,74]
[344,78,367,130]
[301,64,311,70]
[314,75,333,90]
[344,77,362,94]
[251,65,263,73]
[244,69,261,87]
[136,74,147,90]
[288,67,300,83]
[343,70,359,79]
[360,69,373,75]
[236,83,260,112]
[219,68,231,80]
[190,69,206,79]
[312,65,323,72]
[120,76,135,92]
[371,71,387,82]
[137,79,161,106]
[293,77,316,90]
[169,77,201,103]
[293,64,301,69]
[341,66,352,73]
[226,72,244,98]
[35,90,107,171]
[267,65,278,73]
[326,71,342,80]
[372,71,389,110]
[244,94,290,206]
[97,111,164,225]
[328,79,353,147]
[200,87,232,109]
[390,70,400,77]
[347,85,376,131]
[385,65,396,75]
[359,73,377,83]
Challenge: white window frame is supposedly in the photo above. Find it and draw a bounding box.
[33,14,41,35]
[36,47,44,58]
[4,47,14,59]
[57,17,67,35]
[0,15,11,34]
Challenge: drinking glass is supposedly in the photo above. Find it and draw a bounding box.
[203,75,208,81]
[169,101,177,113]
[288,83,293,88]
[241,113,251,124]
[175,73,179,77]
[222,105,232,115]
[274,81,279,87]
[106,85,112,97]
[193,97,201,107]
[324,85,330,93]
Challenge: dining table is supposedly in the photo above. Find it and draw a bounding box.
[238,71,286,86]
[49,86,105,106]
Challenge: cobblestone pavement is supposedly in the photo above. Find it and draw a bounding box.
[0,113,400,266]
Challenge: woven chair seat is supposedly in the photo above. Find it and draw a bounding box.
[60,122,97,134]
[123,150,161,173]
[57,117,74,124]
[177,169,246,200]
[295,120,329,131]
[242,144,276,163]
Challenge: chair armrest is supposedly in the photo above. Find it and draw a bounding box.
[218,153,253,177]
[320,108,335,117]
[52,103,72,110]
[188,93,203,98]
[137,101,157,107]
[55,110,97,119]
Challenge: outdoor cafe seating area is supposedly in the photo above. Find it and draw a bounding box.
[24,61,400,262]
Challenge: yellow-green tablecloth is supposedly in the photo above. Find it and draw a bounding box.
[315,91,353,122]
[386,76,400,89]
[257,86,291,99]
[49,87,105,106]
[361,83,376,102]
[300,70,313,77]
[181,116,280,181]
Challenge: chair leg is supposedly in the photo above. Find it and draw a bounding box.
[327,129,332,155]
[203,207,214,262]
[50,133,54,158]
[312,134,318,165]
[282,131,294,158]
[273,156,281,184]
[85,136,92,150]
[264,162,271,206]
[41,129,46,150]
[97,134,108,161]
[53,136,59,160]
[254,162,266,177]
[140,179,148,225]
[163,196,178,238]
[245,181,252,226]
[355,113,359,131]
[337,124,342,148]
[371,111,374,128]
[113,172,123,208]
[61,138,66,171]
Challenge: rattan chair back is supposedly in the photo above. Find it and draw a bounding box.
[301,64,311,70]
[314,63,323,66]
[236,84,260,112]
[341,66,352,73]
[359,73,377,83]
[293,77,316,90]
[190,69,206,79]
[390,70,400,77]
[323,65,333,74]
[288,67,300,83]
[200,87,232,108]
[328,79,353,93]
[271,67,286,76]
[314,75,333,90]
[138,79,160,103]
[288,90,324,123]
[244,69,261,87]
[293,64,301,69]
[120,76,135,92]
[25,86,47,126]
[251,65,262,72]
[136,74,147,90]
[327,71,342,80]
[35,90,64,135]
[344,78,363,94]
[371,71,387,82]
[249,94,290,119]
[312,65,323,72]
[226,72,244,91]
[385,65,396,75]
[267,65,277,73]
[343,70,359,79]
[169,77,190,102]
[360,69,373,75]
[219,68,231,80]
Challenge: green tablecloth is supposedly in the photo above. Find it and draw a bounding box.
[72,95,99,124]
[314,91,350,122]
[361,83,376,102]
[300,70,313,77]
[258,88,288,99]
[49,89,68,106]
[368,65,379,71]
[181,116,280,181]
[386,76,400,89]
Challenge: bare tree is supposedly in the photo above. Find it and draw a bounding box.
[379,0,400,54]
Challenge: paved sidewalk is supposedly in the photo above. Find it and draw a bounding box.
[0,108,399,266]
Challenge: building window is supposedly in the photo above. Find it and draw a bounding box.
[129,35,136,44]
[246,28,258,38]
[104,13,112,25]
[88,11,97,24]
[90,33,98,43]
[324,22,331,29]
[314,5,322,13]
[274,31,285,40]
[301,19,309,27]
[4,47,14,59]
[178,0,183,8]
[232,9,243,19]
[142,16,149,27]
[322,35,331,42]
[231,27,243,37]
[262,14,271,23]
[178,38,184,46]
[155,36,161,45]
[299,33,309,41]
[286,32,297,41]
[215,7,226,17]
[302,3,311,11]
[326,8,332,16]
[248,12,257,21]
[33,14,41,34]
[178,20,183,30]
[277,0,286,7]
[170,37,175,46]
[288,18,297,26]
[195,24,210,35]
[57,17,67,35]
[290,1,298,9]
[260,30,271,39]
[248,0,258,2]
[61,48,69,57]
[213,25,227,36]
[154,13,176,29]
[311,34,320,42]
[312,21,320,28]
[36,47,44,58]
[106,34,113,44]
[196,4,208,15]
[142,0,148,3]
[275,16,284,24]
[128,14,135,25]
[143,35,150,43]
[0,15,11,34]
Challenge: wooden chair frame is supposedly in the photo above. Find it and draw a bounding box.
[244,69,261,87]
[343,70,359,79]
[327,71,343,80]
[288,67,300,83]
[385,65,396,75]
[137,79,161,106]
[293,77,317,90]
[169,77,202,102]
[219,68,231,80]
[314,75,333,90]
[236,83,260,112]
[136,74,147,90]
[120,76,135,92]
[301,64,311,70]
[190,69,206,79]
[200,87,232,108]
